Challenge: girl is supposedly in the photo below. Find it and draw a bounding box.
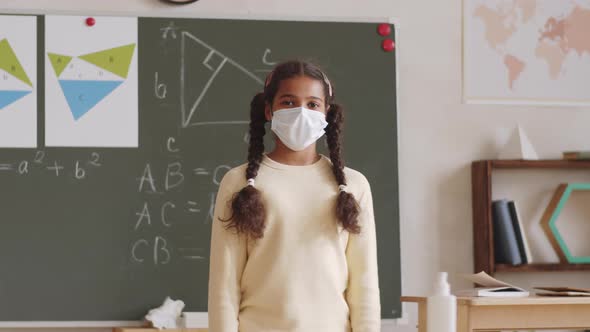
[208,60,380,332]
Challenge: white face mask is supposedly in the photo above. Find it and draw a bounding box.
[270,106,329,151]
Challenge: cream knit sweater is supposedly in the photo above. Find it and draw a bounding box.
[208,154,380,332]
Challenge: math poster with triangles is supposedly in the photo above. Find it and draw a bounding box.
[45,15,138,147]
[0,15,37,148]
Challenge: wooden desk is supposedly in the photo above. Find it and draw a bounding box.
[402,296,590,331]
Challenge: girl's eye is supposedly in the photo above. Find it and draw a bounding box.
[281,100,294,106]
[308,102,320,109]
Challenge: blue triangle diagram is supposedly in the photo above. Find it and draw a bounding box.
[58,80,123,120]
[0,90,31,109]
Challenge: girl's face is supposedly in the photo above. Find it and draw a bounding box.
[265,76,328,121]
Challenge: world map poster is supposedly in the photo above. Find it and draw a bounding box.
[45,15,138,147]
[464,0,590,105]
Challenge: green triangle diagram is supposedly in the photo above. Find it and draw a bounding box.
[79,43,136,79]
[48,52,73,77]
[0,38,32,87]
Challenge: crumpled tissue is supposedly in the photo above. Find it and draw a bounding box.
[144,296,185,329]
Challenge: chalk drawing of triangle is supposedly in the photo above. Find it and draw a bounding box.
[181,32,264,127]
[58,80,122,120]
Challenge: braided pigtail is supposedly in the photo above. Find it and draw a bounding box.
[222,92,267,239]
[325,103,361,234]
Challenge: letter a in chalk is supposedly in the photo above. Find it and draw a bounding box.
[135,202,152,230]
[139,164,158,192]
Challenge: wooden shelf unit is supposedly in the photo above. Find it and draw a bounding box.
[471,159,590,274]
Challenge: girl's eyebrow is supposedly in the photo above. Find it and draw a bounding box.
[278,94,324,102]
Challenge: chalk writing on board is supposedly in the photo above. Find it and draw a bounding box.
[180,31,263,127]
[33,150,45,164]
[131,236,171,265]
[155,236,171,265]
[88,152,101,166]
[193,168,209,176]
[2,151,102,179]
[212,165,230,185]
[135,202,152,230]
[138,164,158,193]
[154,72,167,99]
[262,48,277,66]
[178,247,206,260]
[131,239,148,263]
[130,191,218,263]
[132,156,233,264]
[177,248,205,260]
[183,255,205,260]
[160,21,179,40]
[141,162,223,193]
[47,161,64,176]
[0,163,13,171]
[136,201,189,231]
[187,201,200,213]
[74,161,85,179]
[161,201,175,227]
[17,161,28,174]
[165,162,184,191]
[167,137,179,153]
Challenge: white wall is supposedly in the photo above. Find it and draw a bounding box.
[1,0,589,331]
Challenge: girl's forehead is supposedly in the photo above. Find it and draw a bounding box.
[276,76,325,95]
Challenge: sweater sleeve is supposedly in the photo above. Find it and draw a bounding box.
[345,176,381,332]
[208,171,247,332]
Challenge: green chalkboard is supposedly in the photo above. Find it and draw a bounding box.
[0,15,400,321]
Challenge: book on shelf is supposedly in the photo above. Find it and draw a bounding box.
[456,271,530,297]
[507,201,533,264]
[534,286,590,297]
[492,199,522,265]
[563,151,590,160]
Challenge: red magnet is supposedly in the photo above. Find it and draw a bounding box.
[377,23,391,36]
[86,17,96,27]
[381,39,395,52]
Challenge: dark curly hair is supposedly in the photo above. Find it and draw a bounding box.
[222,60,360,239]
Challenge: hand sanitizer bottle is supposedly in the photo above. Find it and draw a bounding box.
[426,272,456,332]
